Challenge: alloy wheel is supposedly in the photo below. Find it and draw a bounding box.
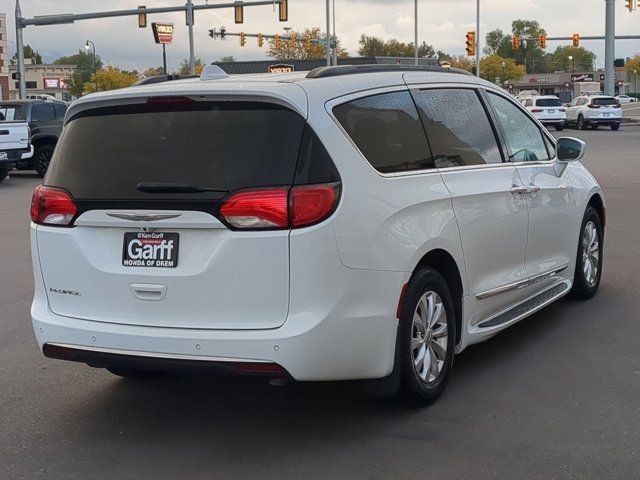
[411,291,448,384]
[582,220,600,287]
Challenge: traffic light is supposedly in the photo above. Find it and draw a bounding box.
[539,34,547,49]
[289,32,296,48]
[234,2,244,24]
[220,26,226,39]
[512,35,520,50]
[273,33,280,48]
[305,33,311,50]
[208,29,214,38]
[466,31,476,57]
[258,33,264,47]
[572,33,580,48]
[279,0,289,22]
[138,5,147,28]
[625,0,635,11]
[240,32,246,47]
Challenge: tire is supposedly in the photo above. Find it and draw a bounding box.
[577,115,587,130]
[34,144,55,178]
[107,367,165,379]
[570,206,603,300]
[397,268,456,406]
[0,165,10,182]
[611,123,620,131]
[555,124,565,131]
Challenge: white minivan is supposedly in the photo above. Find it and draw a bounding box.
[30,64,605,405]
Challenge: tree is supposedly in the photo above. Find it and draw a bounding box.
[143,66,165,77]
[625,54,640,77]
[480,55,525,84]
[178,58,205,74]
[216,56,237,63]
[549,46,596,72]
[84,66,139,93]
[358,34,434,58]
[484,29,511,56]
[267,27,347,60]
[448,55,474,72]
[54,50,104,96]
[12,44,43,64]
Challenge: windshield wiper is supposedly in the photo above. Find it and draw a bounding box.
[137,182,228,194]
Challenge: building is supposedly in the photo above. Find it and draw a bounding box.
[8,59,77,101]
[509,70,633,102]
[0,13,10,100]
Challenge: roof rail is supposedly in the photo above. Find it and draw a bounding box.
[134,74,199,86]
[305,62,473,79]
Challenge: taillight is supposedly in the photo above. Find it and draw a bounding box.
[291,184,339,227]
[587,104,599,109]
[30,186,78,226]
[613,104,621,109]
[531,108,544,113]
[219,183,340,230]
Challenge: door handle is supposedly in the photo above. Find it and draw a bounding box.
[510,186,529,195]
[130,283,167,301]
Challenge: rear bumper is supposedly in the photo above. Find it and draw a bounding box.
[0,145,32,165]
[540,119,565,125]
[586,118,621,125]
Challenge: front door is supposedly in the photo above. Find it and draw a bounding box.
[486,91,576,292]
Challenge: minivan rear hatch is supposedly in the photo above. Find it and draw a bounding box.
[36,96,316,330]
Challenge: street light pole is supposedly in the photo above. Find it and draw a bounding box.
[84,40,97,92]
[414,0,418,65]
[604,0,615,96]
[187,0,195,74]
[325,0,331,66]
[15,0,26,99]
[476,0,480,77]
[501,60,506,85]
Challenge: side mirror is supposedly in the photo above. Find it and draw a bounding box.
[556,137,586,162]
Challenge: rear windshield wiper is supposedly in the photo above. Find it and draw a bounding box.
[137,182,228,194]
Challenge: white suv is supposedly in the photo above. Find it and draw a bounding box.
[519,95,566,131]
[30,64,605,405]
[566,95,622,130]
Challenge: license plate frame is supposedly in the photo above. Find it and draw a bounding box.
[122,232,179,268]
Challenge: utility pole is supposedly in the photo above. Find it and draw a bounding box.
[476,0,480,77]
[15,0,26,99]
[331,0,337,66]
[414,0,418,66]
[604,0,615,95]
[187,0,195,74]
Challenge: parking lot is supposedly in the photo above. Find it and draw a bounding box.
[1,125,639,479]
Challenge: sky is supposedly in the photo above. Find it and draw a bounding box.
[1,0,639,72]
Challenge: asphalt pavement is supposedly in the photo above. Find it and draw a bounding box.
[1,125,639,480]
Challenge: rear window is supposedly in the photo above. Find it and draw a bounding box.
[0,104,26,121]
[592,97,619,106]
[45,101,308,201]
[535,98,562,107]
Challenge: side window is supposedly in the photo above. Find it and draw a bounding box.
[54,103,68,119]
[487,92,551,163]
[412,88,502,167]
[333,90,433,173]
[31,103,56,122]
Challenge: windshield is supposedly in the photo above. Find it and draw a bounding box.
[45,100,306,201]
[0,104,27,122]
[535,98,562,107]
[593,97,619,106]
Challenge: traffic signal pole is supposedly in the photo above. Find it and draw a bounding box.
[13,0,286,98]
[604,0,615,96]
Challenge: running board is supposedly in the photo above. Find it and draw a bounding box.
[473,281,572,331]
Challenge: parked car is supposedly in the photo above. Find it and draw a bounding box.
[30,64,605,405]
[519,95,566,130]
[0,99,67,176]
[615,95,637,104]
[565,95,622,130]
[0,115,32,181]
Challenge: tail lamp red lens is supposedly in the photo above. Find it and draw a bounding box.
[587,104,600,109]
[31,186,78,226]
[219,183,340,230]
[560,108,567,112]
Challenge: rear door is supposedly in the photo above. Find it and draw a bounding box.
[411,87,530,324]
[591,96,622,122]
[534,97,564,122]
[37,98,307,330]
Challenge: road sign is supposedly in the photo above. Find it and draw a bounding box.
[152,22,174,44]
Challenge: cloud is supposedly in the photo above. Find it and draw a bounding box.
[4,0,639,70]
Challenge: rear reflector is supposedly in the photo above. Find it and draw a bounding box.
[31,185,78,226]
[219,183,340,230]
